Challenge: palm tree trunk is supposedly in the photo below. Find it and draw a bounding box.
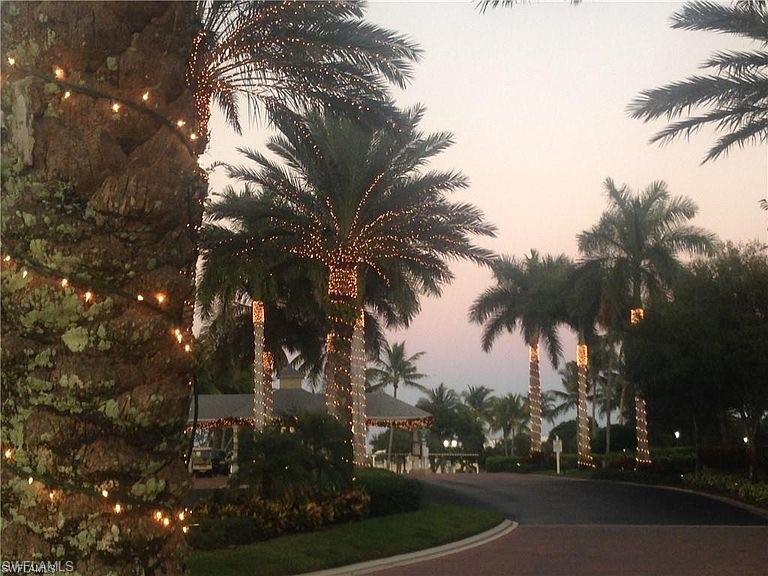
[576,339,594,468]
[635,395,651,466]
[528,343,542,455]
[591,379,597,440]
[605,362,613,457]
[1,3,202,572]
[252,300,267,429]
[262,350,274,424]
[350,311,367,467]
[387,383,398,470]
[325,265,359,469]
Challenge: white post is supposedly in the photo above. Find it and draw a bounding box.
[554,435,563,475]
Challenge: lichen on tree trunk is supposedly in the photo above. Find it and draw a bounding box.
[1,2,204,573]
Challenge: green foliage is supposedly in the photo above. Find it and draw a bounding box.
[367,340,426,396]
[189,488,370,550]
[371,428,412,454]
[354,468,422,516]
[629,1,768,162]
[235,414,353,499]
[625,243,768,475]
[192,1,421,133]
[592,424,636,453]
[684,471,768,508]
[548,420,578,453]
[485,456,531,473]
[470,251,572,365]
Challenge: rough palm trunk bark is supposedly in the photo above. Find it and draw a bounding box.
[262,350,274,425]
[1,3,204,572]
[576,340,594,468]
[528,343,542,455]
[635,395,651,466]
[350,311,367,467]
[252,300,266,429]
[325,265,358,470]
[605,360,613,458]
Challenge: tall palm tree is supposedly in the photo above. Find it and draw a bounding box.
[490,394,529,456]
[1,2,420,569]
[469,251,571,455]
[212,106,495,462]
[367,340,427,462]
[578,178,716,464]
[629,1,768,162]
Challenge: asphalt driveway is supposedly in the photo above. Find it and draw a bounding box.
[368,473,768,576]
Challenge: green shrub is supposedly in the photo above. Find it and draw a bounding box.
[235,413,353,499]
[683,471,768,508]
[485,455,550,473]
[189,487,370,549]
[354,468,422,516]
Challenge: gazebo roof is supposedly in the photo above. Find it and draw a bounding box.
[188,389,432,430]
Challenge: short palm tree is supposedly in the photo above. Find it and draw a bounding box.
[417,383,460,416]
[469,251,572,455]
[214,105,495,462]
[367,341,427,399]
[367,340,427,462]
[578,178,716,462]
[462,385,497,424]
[490,394,529,456]
[628,1,768,162]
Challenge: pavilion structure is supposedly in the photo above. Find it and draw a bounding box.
[187,367,432,472]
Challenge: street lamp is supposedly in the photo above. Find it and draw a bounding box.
[674,431,680,440]
[451,439,458,449]
[743,436,749,444]
[443,439,450,449]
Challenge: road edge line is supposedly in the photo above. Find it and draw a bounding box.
[295,518,518,576]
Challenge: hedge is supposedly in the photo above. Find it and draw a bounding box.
[188,488,369,550]
[354,468,422,516]
[683,471,768,509]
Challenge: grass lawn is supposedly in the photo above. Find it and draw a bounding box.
[188,504,503,576]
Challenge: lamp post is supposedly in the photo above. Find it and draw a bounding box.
[674,430,680,447]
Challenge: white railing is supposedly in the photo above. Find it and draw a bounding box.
[372,452,480,474]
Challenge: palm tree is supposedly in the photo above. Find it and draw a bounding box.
[477,0,580,11]
[367,340,427,463]
[490,394,529,456]
[213,105,495,462]
[197,223,306,428]
[462,385,497,424]
[189,1,421,137]
[1,2,420,569]
[578,178,716,463]
[541,390,560,426]
[469,251,571,455]
[417,383,461,416]
[628,1,768,162]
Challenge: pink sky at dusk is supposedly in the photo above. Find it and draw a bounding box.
[202,2,767,426]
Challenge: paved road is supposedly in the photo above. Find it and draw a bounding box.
[422,473,768,525]
[370,474,768,576]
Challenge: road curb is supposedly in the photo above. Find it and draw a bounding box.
[529,472,768,521]
[294,518,518,576]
